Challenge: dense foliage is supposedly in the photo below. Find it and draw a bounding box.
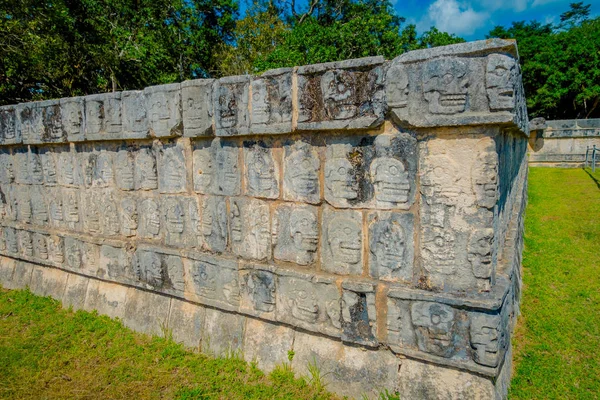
[487,2,600,119]
[1,0,598,120]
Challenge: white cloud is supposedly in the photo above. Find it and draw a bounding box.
[480,0,529,12]
[418,0,490,36]
[531,0,563,7]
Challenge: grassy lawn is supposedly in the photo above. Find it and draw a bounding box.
[0,167,598,399]
[510,168,600,399]
[0,288,337,399]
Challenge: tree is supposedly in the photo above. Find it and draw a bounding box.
[0,0,238,105]
[487,3,600,119]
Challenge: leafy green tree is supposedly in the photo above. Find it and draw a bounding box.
[0,0,238,105]
[418,27,465,48]
[487,3,600,119]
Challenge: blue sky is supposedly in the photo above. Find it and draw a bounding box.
[397,0,599,40]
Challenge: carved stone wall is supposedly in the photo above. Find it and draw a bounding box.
[528,119,600,167]
[0,39,528,399]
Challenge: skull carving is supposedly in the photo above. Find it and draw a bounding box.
[370,157,410,203]
[423,58,469,114]
[321,70,357,120]
[486,54,517,111]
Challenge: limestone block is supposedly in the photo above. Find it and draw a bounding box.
[199,195,228,253]
[80,145,115,188]
[134,146,159,190]
[30,266,68,299]
[181,79,213,137]
[272,203,318,266]
[202,308,245,356]
[62,273,90,311]
[48,188,64,229]
[292,331,400,399]
[39,147,58,186]
[120,196,138,237]
[60,97,85,142]
[32,232,49,261]
[275,269,341,337]
[121,90,149,139]
[132,248,185,296]
[83,279,128,320]
[16,102,41,144]
[157,142,187,193]
[168,298,206,348]
[62,188,82,230]
[11,261,34,289]
[411,301,466,359]
[321,207,363,276]
[114,146,136,190]
[0,257,16,288]
[47,235,65,265]
[243,139,280,199]
[64,236,83,271]
[419,134,498,292]
[14,186,32,223]
[185,254,240,311]
[192,138,241,196]
[40,99,66,143]
[161,196,201,248]
[57,149,83,187]
[230,197,270,261]
[97,244,130,282]
[144,83,182,138]
[243,318,294,372]
[14,148,31,184]
[123,287,171,336]
[18,100,64,144]
[0,148,14,184]
[0,105,20,145]
[368,211,414,282]
[81,191,101,234]
[397,358,494,400]
[250,68,293,134]
[282,140,321,204]
[84,92,122,140]
[386,39,528,134]
[214,75,250,136]
[3,227,18,256]
[324,132,418,209]
[297,57,385,131]
[17,229,33,257]
[341,281,378,346]
[139,197,162,240]
[240,265,276,319]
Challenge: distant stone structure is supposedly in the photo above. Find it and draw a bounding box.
[0,39,528,399]
[528,118,600,167]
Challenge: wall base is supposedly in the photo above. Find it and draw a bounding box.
[0,257,511,399]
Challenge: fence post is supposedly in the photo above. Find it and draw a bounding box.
[593,145,597,173]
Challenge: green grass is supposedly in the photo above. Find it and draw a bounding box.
[0,288,338,399]
[509,168,600,399]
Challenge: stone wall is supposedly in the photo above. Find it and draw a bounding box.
[528,118,600,167]
[0,39,529,399]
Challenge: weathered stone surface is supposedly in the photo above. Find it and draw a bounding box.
[243,318,294,372]
[199,195,228,253]
[121,90,149,139]
[0,149,14,184]
[243,140,280,199]
[214,75,250,136]
[134,146,159,190]
[84,92,122,140]
[168,298,206,348]
[230,197,270,261]
[282,140,321,204]
[397,358,495,400]
[132,248,185,296]
[139,197,162,240]
[341,281,378,346]
[30,266,68,299]
[321,207,363,276]
[144,83,182,138]
[297,57,385,131]
[193,138,240,196]
[122,287,171,336]
[250,69,293,134]
[0,257,16,288]
[11,261,34,289]
[276,270,341,337]
[292,331,400,399]
[181,79,213,137]
[84,279,128,320]
[185,254,239,311]
[272,203,318,266]
[324,132,418,209]
[97,244,129,281]
[62,273,90,311]
[240,265,276,319]
[0,105,20,145]
[60,97,85,142]
[202,308,245,356]
[368,211,414,282]
[157,142,188,193]
[3,227,18,255]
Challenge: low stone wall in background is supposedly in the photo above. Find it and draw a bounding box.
[0,39,529,399]
[528,118,600,167]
